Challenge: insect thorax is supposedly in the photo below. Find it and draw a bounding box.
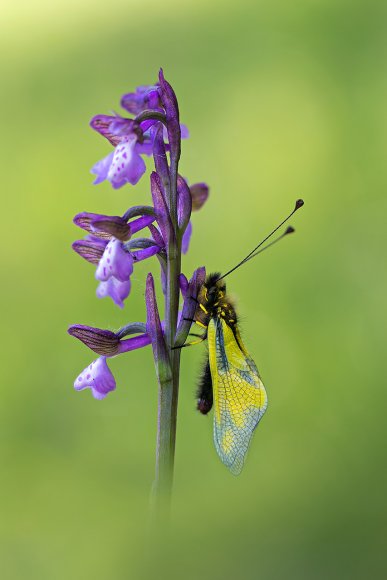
[196,272,238,328]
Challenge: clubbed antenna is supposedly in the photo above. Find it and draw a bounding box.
[217,199,304,281]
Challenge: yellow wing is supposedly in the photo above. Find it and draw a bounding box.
[208,318,268,475]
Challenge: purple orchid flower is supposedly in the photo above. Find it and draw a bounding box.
[121,84,190,140]
[74,211,155,242]
[70,324,153,399]
[75,357,116,400]
[90,80,189,190]
[96,238,134,282]
[71,278,169,400]
[69,324,152,355]
[73,209,160,308]
[70,70,214,499]
[90,118,148,188]
[94,238,163,308]
[121,85,162,114]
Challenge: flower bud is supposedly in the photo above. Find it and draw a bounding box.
[158,69,181,163]
[121,85,161,115]
[177,175,192,232]
[190,183,209,211]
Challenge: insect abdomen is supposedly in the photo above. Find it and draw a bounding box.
[197,359,213,415]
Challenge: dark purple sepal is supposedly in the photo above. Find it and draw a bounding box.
[73,212,112,240]
[90,115,126,147]
[146,273,171,383]
[68,324,120,356]
[150,172,175,245]
[190,183,209,211]
[91,215,131,241]
[72,237,108,265]
[158,69,181,164]
[177,175,192,233]
[175,266,206,346]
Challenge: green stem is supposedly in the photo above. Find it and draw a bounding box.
[152,151,181,516]
[152,255,181,503]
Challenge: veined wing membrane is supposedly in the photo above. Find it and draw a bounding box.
[207,318,268,475]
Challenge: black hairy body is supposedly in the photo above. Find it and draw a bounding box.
[197,360,213,414]
[193,272,239,415]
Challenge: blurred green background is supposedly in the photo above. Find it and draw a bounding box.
[1,0,386,578]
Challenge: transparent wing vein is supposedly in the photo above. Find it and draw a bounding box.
[208,318,268,475]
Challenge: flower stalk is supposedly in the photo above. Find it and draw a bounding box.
[68,69,209,518]
[151,71,182,505]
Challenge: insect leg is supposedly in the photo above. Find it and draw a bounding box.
[183,318,207,329]
[171,333,207,350]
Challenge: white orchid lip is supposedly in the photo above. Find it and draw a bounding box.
[74,357,116,400]
[96,277,131,309]
[95,239,134,283]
